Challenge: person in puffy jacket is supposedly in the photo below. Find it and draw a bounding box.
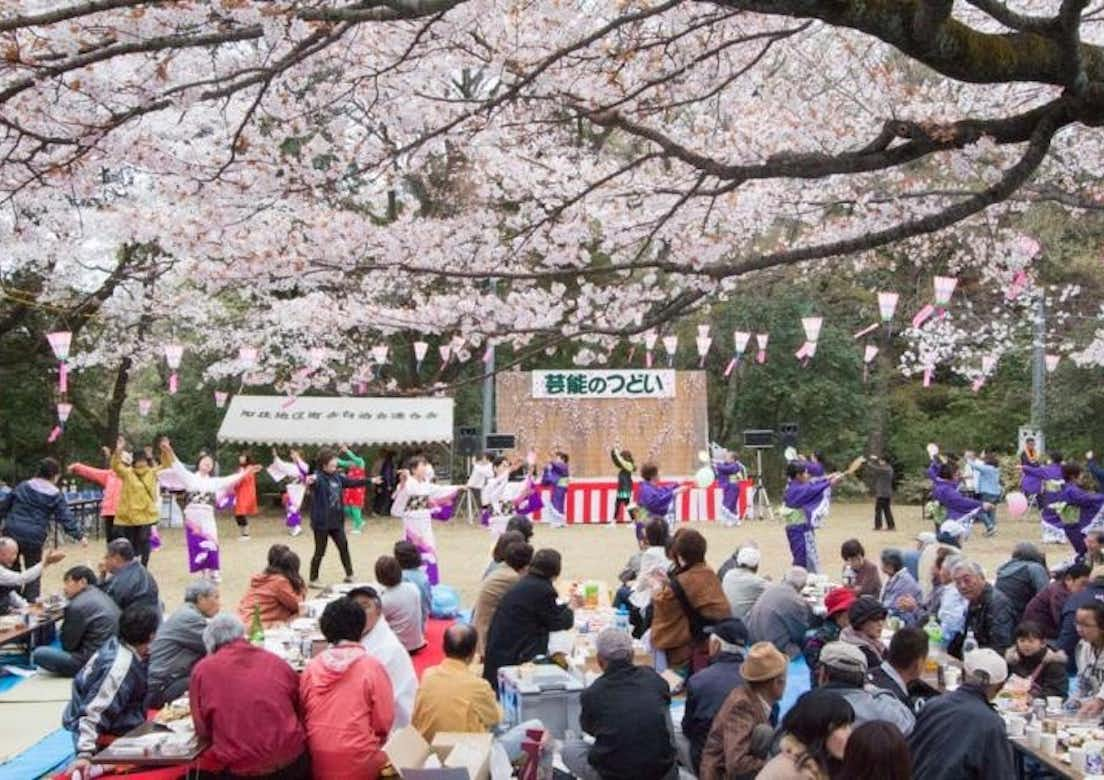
[111,436,171,566]
[68,447,123,541]
[63,604,160,777]
[0,457,87,600]
[994,543,1050,621]
[300,597,394,779]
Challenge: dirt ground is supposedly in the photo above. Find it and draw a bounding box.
[35,501,1057,610]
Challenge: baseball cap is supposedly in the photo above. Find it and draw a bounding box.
[824,587,856,618]
[736,547,761,568]
[964,648,1008,685]
[916,531,937,546]
[819,641,868,674]
[704,618,749,648]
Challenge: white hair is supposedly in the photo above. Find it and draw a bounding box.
[783,566,808,590]
[0,537,17,553]
[950,559,985,579]
[184,579,218,604]
[203,613,245,654]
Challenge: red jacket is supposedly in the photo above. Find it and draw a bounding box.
[300,642,394,779]
[190,639,306,775]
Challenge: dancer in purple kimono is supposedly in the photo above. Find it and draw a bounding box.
[1046,463,1104,555]
[390,457,459,585]
[1023,453,1065,544]
[638,462,687,533]
[712,452,747,527]
[931,462,992,539]
[165,444,260,581]
[782,462,843,573]
[269,450,310,536]
[540,452,570,528]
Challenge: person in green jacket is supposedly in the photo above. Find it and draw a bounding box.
[337,447,367,533]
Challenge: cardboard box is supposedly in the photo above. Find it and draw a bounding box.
[384,727,491,780]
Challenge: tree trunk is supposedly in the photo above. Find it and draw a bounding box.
[104,358,132,444]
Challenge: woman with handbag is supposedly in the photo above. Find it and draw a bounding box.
[650,528,731,676]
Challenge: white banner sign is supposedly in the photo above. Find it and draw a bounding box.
[531,370,676,399]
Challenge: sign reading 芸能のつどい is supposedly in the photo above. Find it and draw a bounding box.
[531,370,676,399]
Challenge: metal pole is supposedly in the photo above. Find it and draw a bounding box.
[481,278,498,445]
[1030,294,1046,430]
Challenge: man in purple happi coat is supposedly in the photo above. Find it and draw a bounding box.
[1045,463,1104,555]
[539,453,570,528]
[782,463,841,573]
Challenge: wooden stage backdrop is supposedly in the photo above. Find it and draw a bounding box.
[495,370,709,478]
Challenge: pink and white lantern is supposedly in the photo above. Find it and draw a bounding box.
[933,276,958,307]
[862,345,878,383]
[725,331,752,378]
[662,335,678,367]
[796,317,822,365]
[756,333,769,364]
[47,331,72,393]
[164,343,183,394]
[438,345,451,363]
[644,332,658,368]
[56,402,72,425]
[1045,354,1060,373]
[877,292,899,323]
[413,341,429,372]
[695,336,712,367]
[138,398,152,417]
[371,345,389,364]
[214,391,228,408]
[238,346,258,370]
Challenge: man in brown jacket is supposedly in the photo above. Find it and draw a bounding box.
[472,541,533,658]
[698,642,788,780]
[651,529,731,672]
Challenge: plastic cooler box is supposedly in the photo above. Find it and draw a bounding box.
[497,665,584,739]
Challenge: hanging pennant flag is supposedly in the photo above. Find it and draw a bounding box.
[164,343,183,394]
[695,336,711,367]
[644,332,658,368]
[862,345,878,384]
[1045,354,1060,372]
[756,333,769,364]
[413,341,429,372]
[662,335,678,368]
[138,398,152,417]
[47,331,72,394]
[214,391,228,408]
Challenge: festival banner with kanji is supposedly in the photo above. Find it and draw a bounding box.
[531,369,676,399]
[216,395,454,446]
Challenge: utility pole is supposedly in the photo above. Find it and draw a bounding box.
[1030,294,1046,430]
[481,278,498,444]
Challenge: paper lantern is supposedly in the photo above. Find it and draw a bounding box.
[696,336,711,367]
[238,346,258,369]
[1045,354,1060,372]
[371,345,389,364]
[644,332,658,351]
[933,276,958,306]
[214,391,228,408]
[801,316,823,343]
[877,292,899,322]
[438,345,451,363]
[164,343,183,394]
[662,336,678,367]
[56,402,72,424]
[47,331,72,361]
[138,398,152,417]
[863,345,879,363]
[696,324,711,339]
[413,341,429,372]
[733,331,751,354]
[756,333,769,364]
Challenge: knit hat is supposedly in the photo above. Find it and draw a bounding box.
[819,641,868,674]
[964,648,1008,685]
[847,595,888,628]
[736,547,761,568]
[824,587,856,618]
[740,641,788,682]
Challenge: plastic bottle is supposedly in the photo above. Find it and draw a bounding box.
[613,605,630,634]
[962,629,978,654]
[249,604,265,646]
[924,616,943,647]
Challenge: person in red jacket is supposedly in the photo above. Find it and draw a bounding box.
[68,446,123,542]
[190,613,308,777]
[232,452,258,539]
[300,597,394,779]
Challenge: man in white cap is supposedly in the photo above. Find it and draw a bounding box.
[938,519,967,548]
[908,648,1015,780]
[722,546,767,621]
[908,531,938,594]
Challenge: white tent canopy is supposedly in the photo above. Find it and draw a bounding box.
[216,395,454,447]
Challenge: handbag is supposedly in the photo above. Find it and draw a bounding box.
[668,574,716,672]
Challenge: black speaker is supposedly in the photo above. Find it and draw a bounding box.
[743,429,775,448]
[457,426,481,456]
[780,422,799,448]
[485,433,516,451]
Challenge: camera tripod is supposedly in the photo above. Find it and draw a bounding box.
[750,448,775,521]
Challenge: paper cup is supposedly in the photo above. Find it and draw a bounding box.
[1040,733,1058,754]
[1070,747,1087,772]
[1006,716,1025,737]
[1026,726,1042,749]
[1047,696,1064,712]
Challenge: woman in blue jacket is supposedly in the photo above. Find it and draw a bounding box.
[306,448,374,586]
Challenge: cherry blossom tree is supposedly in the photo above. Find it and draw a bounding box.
[2,0,1103,390]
